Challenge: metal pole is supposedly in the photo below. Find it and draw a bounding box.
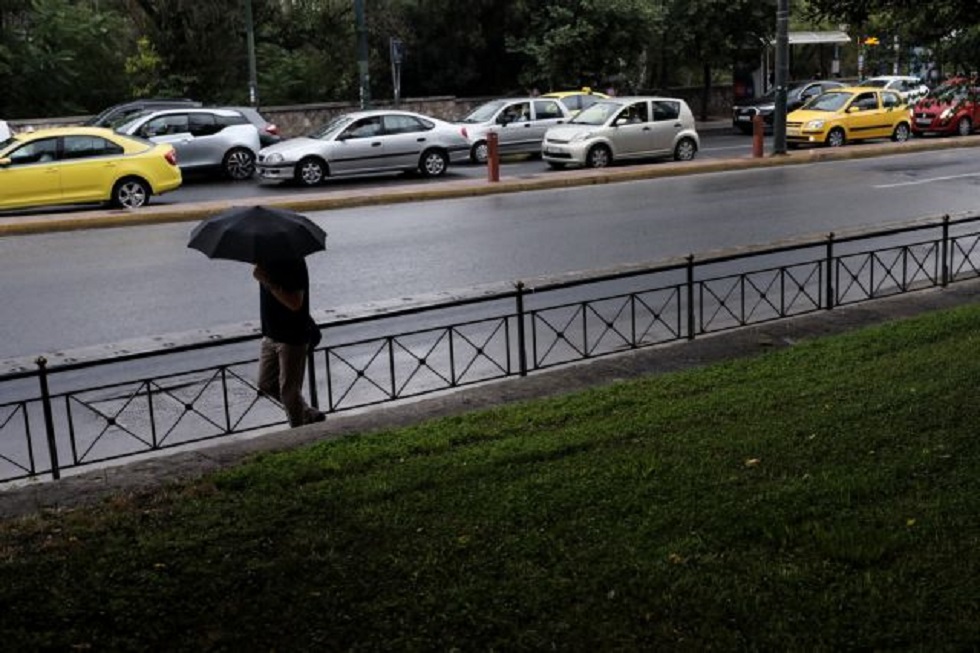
[36,356,61,480]
[772,0,789,154]
[355,0,371,109]
[244,0,259,106]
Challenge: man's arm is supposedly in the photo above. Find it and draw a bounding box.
[253,265,304,312]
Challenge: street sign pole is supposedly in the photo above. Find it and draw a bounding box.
[355,0,371,109]
[244,0,259,106]
[772,0,789,155]
[390,37,403,107]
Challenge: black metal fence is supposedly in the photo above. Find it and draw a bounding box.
[2,213,979,484]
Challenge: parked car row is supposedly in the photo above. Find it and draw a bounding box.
[0,127,182,211]
[733,75,979,147]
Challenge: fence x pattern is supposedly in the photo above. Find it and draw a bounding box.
[2,214,979,482]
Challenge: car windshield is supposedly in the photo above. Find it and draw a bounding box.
[568,101,621,125]
[460,100,507,123]
[925,84,975,102]
[308,114,352,139]
[804,91,852,112]
[109,109,156,131]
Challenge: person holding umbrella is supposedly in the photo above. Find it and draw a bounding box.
[188,205,327,427]
[253,257,325,426]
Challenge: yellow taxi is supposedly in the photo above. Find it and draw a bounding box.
[0,126,182,211]
[540,87,610,112]
[785,86,912,147]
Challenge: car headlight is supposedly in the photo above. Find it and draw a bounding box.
[805,119,825,130]
[940,108,953,121]
[569,131,593,143]
[264,152,285,164]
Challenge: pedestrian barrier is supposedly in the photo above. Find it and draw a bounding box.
[1,213,979,484]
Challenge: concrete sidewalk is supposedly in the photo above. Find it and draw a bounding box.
[3,275,978,519]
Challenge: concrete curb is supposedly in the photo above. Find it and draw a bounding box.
[2,134,979,238]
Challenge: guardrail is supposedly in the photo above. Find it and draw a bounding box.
[2,212,979,484]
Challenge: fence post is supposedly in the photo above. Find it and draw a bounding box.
[825,232,835,310]
[35,356,61,480]
[306,348,319,410]
[686,254,696,340]
[515,281,528,376]
[941,214,950,287]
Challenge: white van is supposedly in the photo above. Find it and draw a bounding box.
[0,120,11,142]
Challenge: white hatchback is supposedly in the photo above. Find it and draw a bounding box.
[860,75,930,102]
[541,96,700,169]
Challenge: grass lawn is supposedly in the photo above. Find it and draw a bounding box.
[1,304,978,651]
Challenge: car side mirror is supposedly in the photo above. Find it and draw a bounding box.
[497,115,510,126]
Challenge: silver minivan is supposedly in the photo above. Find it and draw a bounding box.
[542,96,700,169]
[115,108,261,180]
[457,97,571,163]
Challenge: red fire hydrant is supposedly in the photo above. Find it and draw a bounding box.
[487,131,500,182]
[752,114,764,158]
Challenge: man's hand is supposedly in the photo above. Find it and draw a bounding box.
[253,265,271,286]
[254,264,304,312]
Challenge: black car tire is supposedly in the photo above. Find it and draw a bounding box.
[585,144,611,168]
[892,122,911,143]
[223,147,255,180]
[295,157,327,187]
[673,137,698,161]
[826,127,846,147]
[957,117,972,137]
[470,141,488,164]
[418,149,449,177]
[111,177,150,209]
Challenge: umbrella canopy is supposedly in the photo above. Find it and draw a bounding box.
[187,205,327,264]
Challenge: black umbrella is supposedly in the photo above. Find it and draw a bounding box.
[187,205,327,263]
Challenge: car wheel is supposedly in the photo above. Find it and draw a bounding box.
[892,122,911,143]
[547,162,566,170]
[295,157,327,187]
[419,149,449,177]
[673,137,698,161]
[826,127,846,147]
[223,147,255,180]
[585,144,611,168]
[470,141,488,164]
[957,117,972,136]
[111,177,150,209]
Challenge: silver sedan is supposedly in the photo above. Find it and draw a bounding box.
[256,110,470,186]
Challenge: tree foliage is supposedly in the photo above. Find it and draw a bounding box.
[13,0,971,121]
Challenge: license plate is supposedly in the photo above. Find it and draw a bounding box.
[737,115,751,122]
[543,148,561,156]
[916,119,932,126]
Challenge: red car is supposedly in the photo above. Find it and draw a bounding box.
[910,78,980,137]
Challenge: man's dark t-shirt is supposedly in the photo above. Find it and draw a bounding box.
[259,259,310,345]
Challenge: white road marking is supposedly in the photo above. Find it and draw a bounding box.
[874,172,980,188]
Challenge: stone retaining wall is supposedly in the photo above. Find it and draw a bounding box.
[8,86,733,138]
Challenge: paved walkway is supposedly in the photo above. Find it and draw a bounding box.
[2,275,978,519]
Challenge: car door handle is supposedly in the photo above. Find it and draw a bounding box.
[371,141,382,147]
[673,122,682,128]
[416,137,426,142]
